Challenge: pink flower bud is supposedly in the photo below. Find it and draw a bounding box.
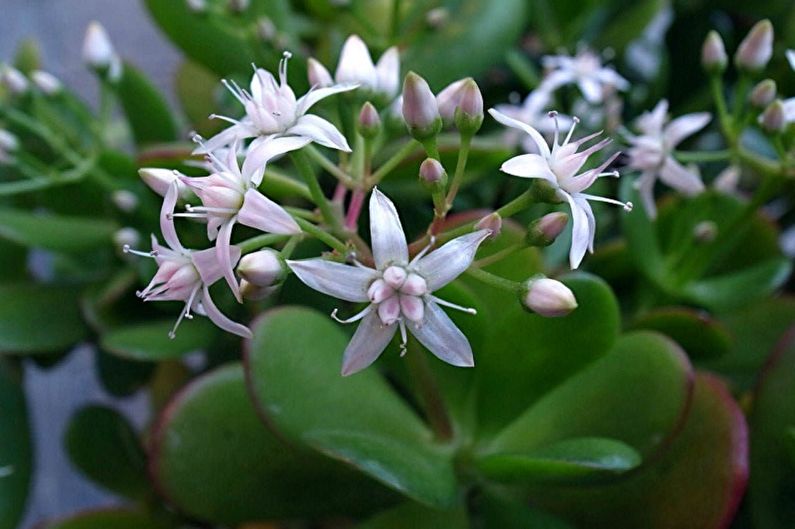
[357,101,381,138]
[475,213,502,239]
[760,99,785,133]
[701,31,727,73]
[383,266,407,289]
[526,212,569,246]
[112,190,139,213]
[749,79,776,108]
[139,168,191,200]
[521,276,578,317]
[237,249,286,287]
[455,78,484,134]
[436,79,467,124]
[307,57,333,87]
[735,20,774,72]
[402,71,441,139]
[239,279,278,301]
[419,158,446,184]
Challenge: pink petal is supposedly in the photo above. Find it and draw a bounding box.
[369,188,408,268]
[216,217,242,303]
[161,182,185,253]
[238,189,301,235]
[341,310,397,376]
[201,285,252,339]
[407,301,474,368]
[489,109,551,158]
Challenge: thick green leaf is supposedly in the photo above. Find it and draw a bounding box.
[151,363,395,524]
[619,178,666,281]
[0,360,31,529]
[485,332,692,462]
[64,405,148,499]
[476,437,641,485]
[749,334,795,529]
[357,502,468,529]
[95,350,155,397]
[475,491,576,529]
[475,273,621,436]
[631,307,731,360]
[39,509,173,529]
[112,63,179,145]
[101,319,219,361]
[0,284,87,354]
[0,208,117,252]
[175,60,222,136]
[533,374,748,529]
[246,306,460,508]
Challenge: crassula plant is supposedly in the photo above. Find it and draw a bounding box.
[1,3,795,529]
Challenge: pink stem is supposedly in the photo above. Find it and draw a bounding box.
[345,189,366,231]
[332,182,347,204]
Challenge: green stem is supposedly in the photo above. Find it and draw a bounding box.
[444,133,472,210]
[280,236,300,259]
[709,76,733,143]
[239,233,291,254]
[421,136,441,160]
[304,145,356,186]
[291,150,342,231]
[295,217,348,254]
[371,139,419,184]
[405,338,453,442]
[464,267,521,293]
[259,168,312,201]
[390,0,402,43]
[472,242,521,268]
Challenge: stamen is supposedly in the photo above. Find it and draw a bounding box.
[169,285,201,339]
[563,116,581,145]
[548,110,560,146]
[398,319,408,356]
[170,212,209,219]
[209,114,241,126]
[430,295,477,315]
[122,245,156,258]
[579,193,634,211]
[409,236,436,266]
[186,205,238,215]
[278,51,292,85]
[331,305,372,324]
[597,170,620,178]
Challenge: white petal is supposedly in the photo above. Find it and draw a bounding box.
[408,301,474,368]
[289,114,351,152]
[238,189,301,235]
[788,49,795,71]
[375,47,400,97]
[663,112,710,148]
[635,171,658,218]
[216,218,242,303]
[341,310,397,376]
[499,153,557,183]
[194,124,254,154]
[369,188,408,268]
[575,195,596,253]
[564,192,592,269]
[334,35,377,88]
[192,245,240,285]
[636,99,669,136]
[201,285,252,339]
[414,230,490,291]
[659,156,705,196]
[295,83,359,116]
[251,68,277,101]
[488,109,551,157]
[161,182,185,253]
[286,259,376,302]
[578,78,603,103]
[242,135,311,185]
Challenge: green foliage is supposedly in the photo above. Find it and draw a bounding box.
[0,360,31,529]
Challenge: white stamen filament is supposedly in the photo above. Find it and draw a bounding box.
[398,320,408,356]
[122,244,157,258]
[169,284,201,339]
[331,305,372,324]
[563,116,581,145]
[579,193,634,211]
[430,295,477,314]
[409,236,436,266]
[549,110,560,146]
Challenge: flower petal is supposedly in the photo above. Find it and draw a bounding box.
[414,230,490,291]
[369,188,409,268]
[636,99,669,136]
[488,109,551,157]
[408,301,474,368]
[788,49,795,71]
[289,114,351,152]
[216,217,242,303]
[659,156,706,195]
[286,259,376,302]
[194,124,255,154]
[634,171,659,218]
[161,182,185,253]
[663,112,711,148]
[341,310,397,376]
[334,35,377,88]
[499,153,557,183]
[295,83,359,116]
[564,192,592,269]
[238,189,301,235]
[578,77,603,103]
[201,285,252,339]
[375,46,400,97]
[242,135,311,185]
[192,245,240,285]
[575,195,596,253]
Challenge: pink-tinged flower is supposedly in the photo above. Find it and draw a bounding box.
[124,182,251,339]
[494,90,573,153]
[176,140,301,303]
[540,49,629,104]
[197,52,356,157]
[490,108,632,269]
[331,35,400,99]
[625,100,709,217]
[287,189,490,376]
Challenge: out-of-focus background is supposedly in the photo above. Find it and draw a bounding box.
[1,2,178,526]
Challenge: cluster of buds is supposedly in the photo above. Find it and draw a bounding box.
[402,72,484,140]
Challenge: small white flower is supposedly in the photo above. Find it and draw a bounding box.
[490,108,632,269]
[0,129,19,165]
[175,140,302,302]
[82,21,122,81]
[198,52,356,158]
[0,65,29,95]
[540,49,629,104]
[124,182,251,339]
[493,90,573,152]
[625,100,709,217]
[288,188,490,376]
[332,35,400,99]
[31,70,62,95]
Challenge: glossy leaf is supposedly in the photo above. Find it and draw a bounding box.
[0,208,117,252]
[0,284,87,354]
[631,307,731,360]
[64,405,148,500]
[0,360,31,529]
[101,319,219,361]
[175,60,222,136]
[357,502,468,529]
[475,491,576,529]
[246,307,460,508]
[39,509,173,529]
[112,63,179,145]
[150,363,395,524]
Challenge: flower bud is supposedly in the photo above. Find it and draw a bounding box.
[475,213,502,239]
[83,21,122,81]
[454,79,484,135]
[701,31,728,73]
[237,249,286,287]
[139,168,191,200]
[521,276,578,317]
[402,71,442,140]
[526,212,569,247]
[30,70,62,95]
[185,0,208,13]
[425,7,449,29]
[760,99,785,133]
[749,79,776,108]
[436,79,467,124]
[357,101,381,139]
[735,20,774,72]
[256,17,277,42]
[228,0,250,13]
[0,65,28,95]
[239,279,278,301]
[112,190,139,213]
[693,221,718,243]
[419,158,447,188]
[713,165,740,194]
[0,130,19,153]
[307,57,333,88]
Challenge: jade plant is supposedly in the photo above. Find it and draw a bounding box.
[1,2,794,528]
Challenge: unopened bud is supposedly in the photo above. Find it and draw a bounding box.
[436,79,467,124]
[521,276,578,317]
[139,168,191,200]
[701,31,728,73]
[419,158,447,187]
[256,17,277,42]
[239,279,278,301]
[693,221,718,243]
[307,57,333,87]
[0,65,28,95]
[749,79,776,108]
[713,165,740,194]
[402,71,442,140]
[0,130,19,152]
[475,213,502,239]
[735,20,774,72]
[83,22,122,81]
[114,227,141,251]
[426,8,449,29]
[357,101,381,139]
[185,0,208,13]
[237,249,286,287]
[760,99,786,133]
[454,79,484,135]
[228,0,250,13]
[526,212,569,246]
[112,190,139,213]
[31,70,61,95]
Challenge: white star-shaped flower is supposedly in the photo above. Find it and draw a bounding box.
[493,90,573,153]
[540,49,629,104]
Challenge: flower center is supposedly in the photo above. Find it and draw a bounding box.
[368,265,428,325]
